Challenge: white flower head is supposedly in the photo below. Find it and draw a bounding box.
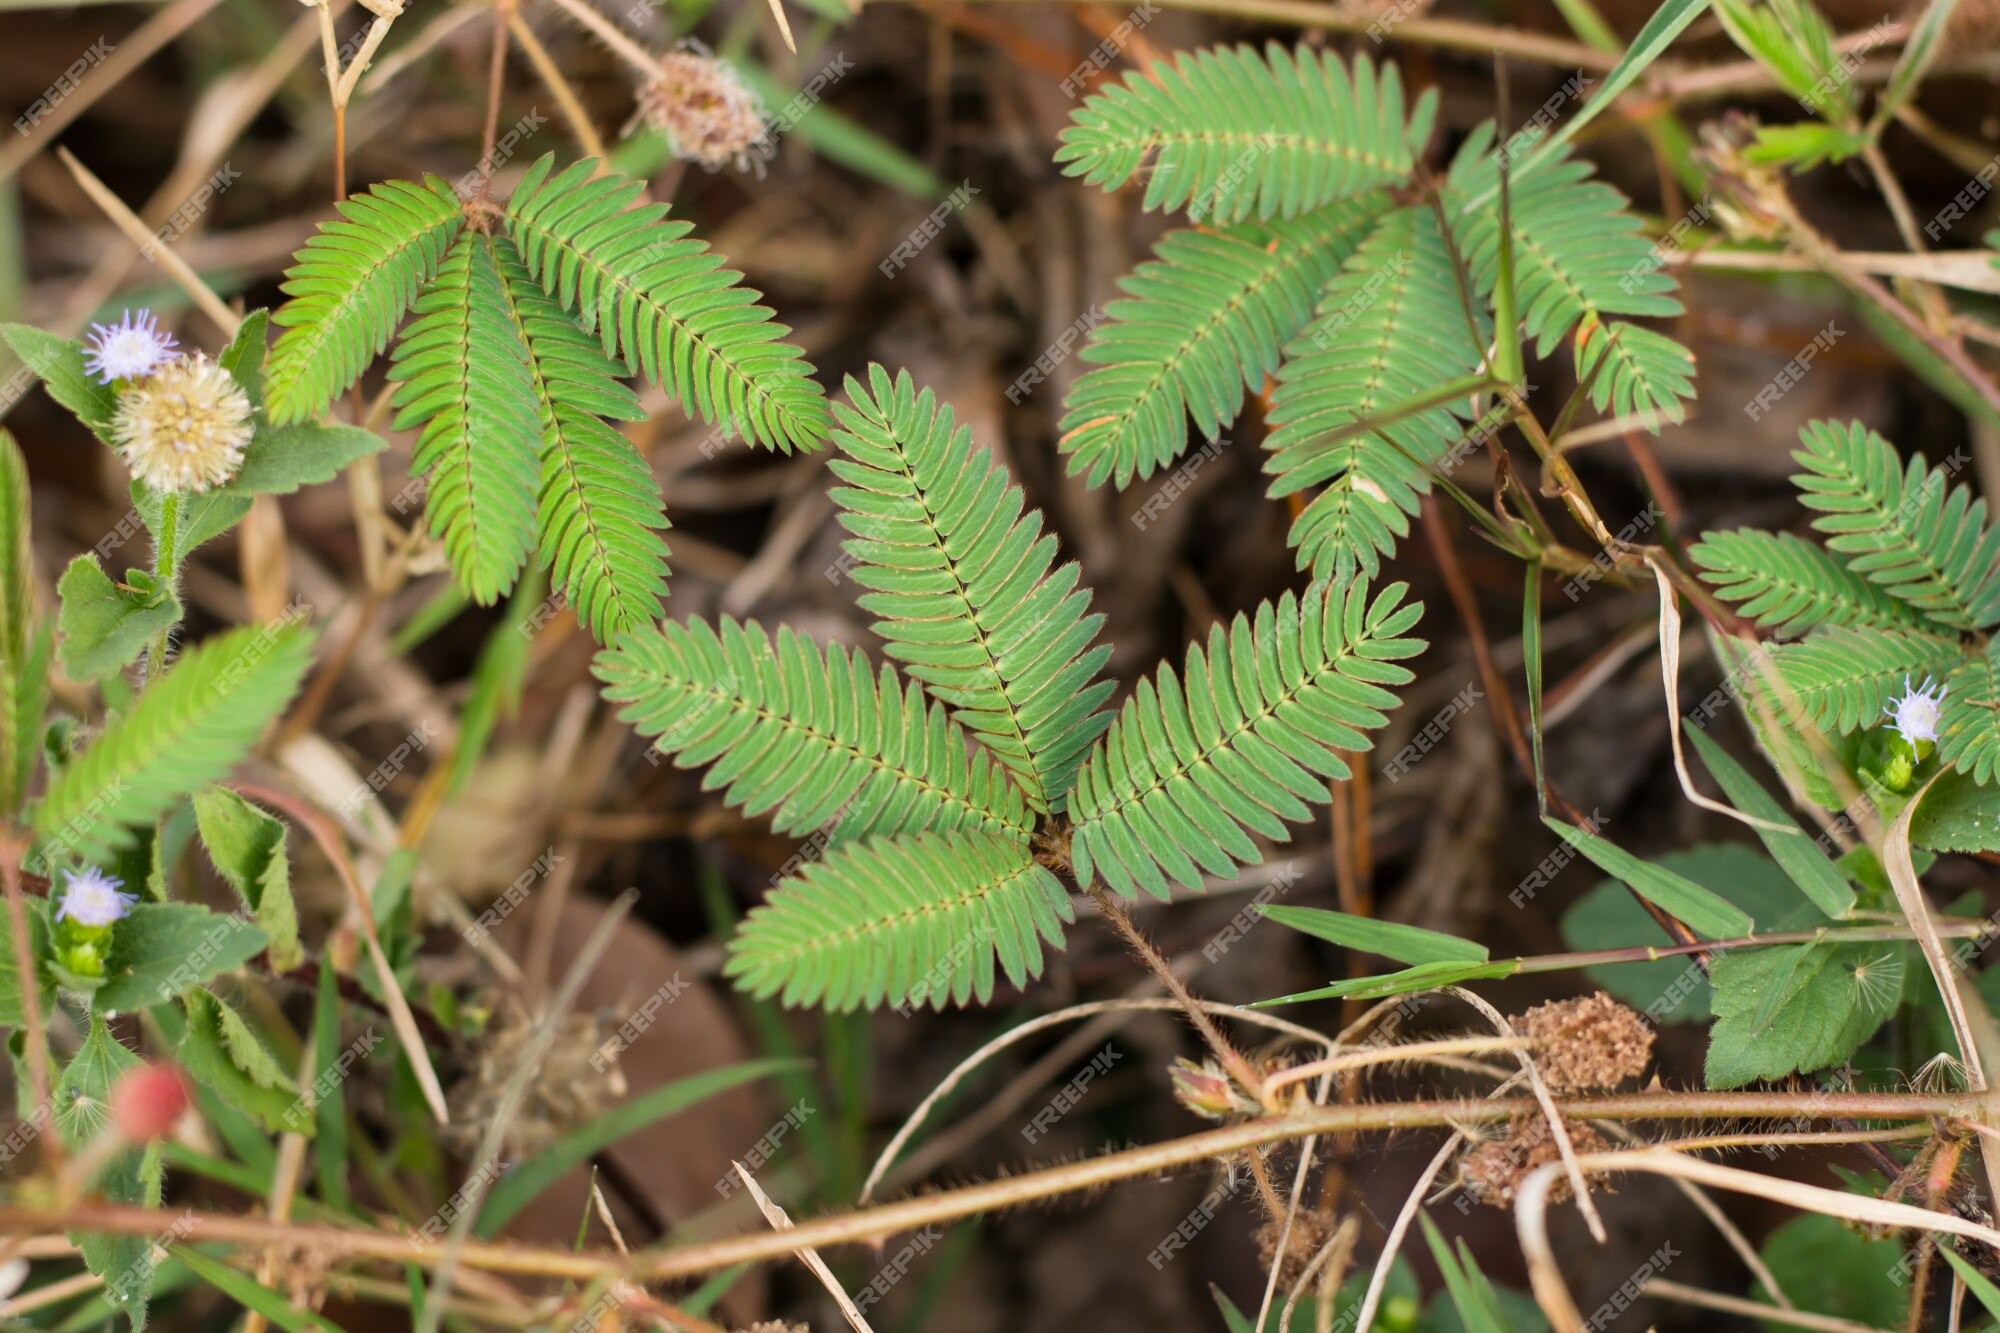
[1884,673,1948,747]
[83,309,179,384]
[110,352,253,493]
[56,867,137,928]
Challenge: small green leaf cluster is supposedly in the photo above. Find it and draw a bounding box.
[264,158,833,641]
[1689,421,2000,816]
[1052,43,1695,582]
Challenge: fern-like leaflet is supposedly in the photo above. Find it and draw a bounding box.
[267,176,464,423]
[388,233,542,604]
[1689,529,1941,637]
[1056,45,1435,224]
[829,366,1114,811]
[502,155,830,453]
[725,831,1072,1012]
[1068,579,1424,899]
[594,614,1034,844]
[32,623,315,863]
[1058,197,1390,487]
[491,241,671,640]
[1264,204,1491,582]
[1791,419,2000,632]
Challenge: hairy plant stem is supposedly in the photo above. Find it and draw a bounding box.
[25,1089,1987,1286]
[1082,880,1264,1097]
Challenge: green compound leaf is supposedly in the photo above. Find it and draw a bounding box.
[32,621,315,863]
[595,615,1034,844]
[725,830,1071,1012]
[266,175,466,423]
[830,365,1114,811]
[1056,44,1435,224]
[1069,580,1423,898]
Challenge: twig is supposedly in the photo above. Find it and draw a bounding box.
[1644,1280,1893,1333]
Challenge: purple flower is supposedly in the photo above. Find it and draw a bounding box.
[83,310,179,384]
[56,867,137,927]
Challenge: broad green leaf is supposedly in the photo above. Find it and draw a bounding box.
[94,903,268,1011]
[55,554,182,682]
[177,987,303,1134]
[192,786,302,970]
[1684,724,1854,917]
[1756,1213,1908,1329]
[58,1018,165,1331]
[224,422,386,496]
[0,323,118,441]
[1911,768,2000,853]
[1257,904,1488,964]
[475,1057,796,1235]
[1544,819,1754,939]
[217,310,270,412]
[1704,940,1904,1087]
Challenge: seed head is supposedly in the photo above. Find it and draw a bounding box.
[1512,992,1654,1092]
[634,48,768,172]
[1460,1114,1609,1208]
[83,309,179,383]
[111,352,254,494]
[56,867,137,928]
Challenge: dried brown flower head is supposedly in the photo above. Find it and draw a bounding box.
[634,48,767,172]
[448,1005,621,1156]
[1459,1114,1610,1209]
[1512,992,1653,1092]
